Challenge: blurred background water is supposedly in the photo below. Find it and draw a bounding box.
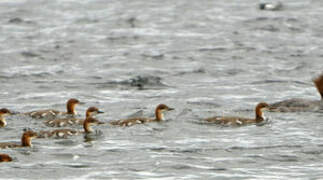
[0,0,323,179]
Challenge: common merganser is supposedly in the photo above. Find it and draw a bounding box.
[38,107,104,138]
[109,104,174,127]
[0,130,38,148]
[24,98,82,119]
[0,108,11,127]
[205,102,269,126]
[269,74,323,112]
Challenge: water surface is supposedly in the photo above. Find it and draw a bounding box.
[0,0,323,179]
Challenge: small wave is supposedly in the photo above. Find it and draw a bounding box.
[21,51,41,58]
[8,17,35,25]
[54,140,77,146]
[8,17,23,24]
[227,144,302,151]
[63,164,91,168]
[141,51,165,60]
[186,99,220,107]
[198,47,227,52]
[106,35,140,42]
[255,25,280,32]
[149,147,202,154]
[250,80,309,85]
[301,150,323,155]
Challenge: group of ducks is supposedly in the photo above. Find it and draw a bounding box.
[0,73,322,163]
[0,100,175,162]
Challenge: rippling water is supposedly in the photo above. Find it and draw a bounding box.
[1,0,323,179]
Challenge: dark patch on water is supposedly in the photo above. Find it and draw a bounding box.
[21,51,41,58]
[171,164,192,170]
[149,147,204,154]
[104,148,124,153]
[99,75,168,90]
[8,17,24,24]
[7,17,35,25]
[106,35,140,42]
[54,140,77,146]
[129,76,164,87]
[301,150,323,155]
[211,168,227,171]
[198,47,227,52]
[250,80,310,85]
[227,145,303,151]
[126,17,137,28]
[256,25,280,32]
[175,67,206,76]
[64,164,91,168]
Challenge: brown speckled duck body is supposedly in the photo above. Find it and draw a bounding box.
[205,102,269,126]
[38,107,104,138]
[44,117,84,127]
[24,98,81,119]
[109,104,174,127]
[269,73,323,112]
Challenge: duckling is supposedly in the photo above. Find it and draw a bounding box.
[38,107,104,138]
[0,108,12,127]
[0,130,38,148]
[24,98,82,119]
[205,102,269,126]
[269,73,323,112]
[109,104,174,127]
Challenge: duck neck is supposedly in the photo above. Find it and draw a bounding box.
[155,109,164,121]
[86,112,91,118]
[83,120,93,133]
[67,104,76,115]
[0,116,6,127]
[255,108,264,123]
[313,75,323,100]
[21,135,32,147]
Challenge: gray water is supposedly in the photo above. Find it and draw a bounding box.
[1,0,323,179]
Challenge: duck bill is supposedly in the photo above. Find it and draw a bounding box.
[32,133,39,138]
[97,111,104,114]
[168,108,175,111]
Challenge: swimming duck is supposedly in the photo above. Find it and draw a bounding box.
[205,102,269,126]
[24,98,82,119]
[44,105,105,127]
[109,104,174,127]
[0,130,38,148]
[0,154,12,162]
[0,108,11,127]
[38,107,104,138]
[269,73,323,112]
